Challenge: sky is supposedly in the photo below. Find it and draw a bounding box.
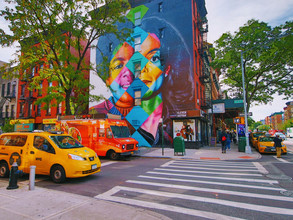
[205,0,293,121]
[0,0,293,121]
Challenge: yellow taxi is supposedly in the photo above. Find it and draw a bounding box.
[0,131,101,183]
[250,132,265,148]
[256,136,287,154]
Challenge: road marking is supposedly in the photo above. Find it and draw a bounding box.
[154,168,262,176]
[172,160,256,167]
[139,175,282,191]
[126,180,293,202]
[101,161,117,167]
[103,186,293,216]
[164,165,259,172]
[160,160,176,167]
[253,162,269,174]
[95,186,244,220]
[171,162,256,169]
[146,171,278,184]
[273,156,291,163]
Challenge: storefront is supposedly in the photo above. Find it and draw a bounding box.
[43,118,57,132]
[170,110,208,148]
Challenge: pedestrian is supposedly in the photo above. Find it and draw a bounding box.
[226,131,232,150]
[273,134,283,158]
[232,130,237,144]
[220,130,227,153]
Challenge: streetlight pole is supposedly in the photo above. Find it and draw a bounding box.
[241,51,251,154]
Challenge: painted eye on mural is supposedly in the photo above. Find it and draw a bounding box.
[114,63,124,70]
[150,55,160,63]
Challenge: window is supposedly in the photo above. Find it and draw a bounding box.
[159,28,165,39]
[134,61,141,78]
[134,36,141,52]
[57,102,62,115]
[19,103,24,116]
[6,82,11,96]
[1,84,5,97]
[11,105,15,118]
[31,67,35,77]
[28,103,33,117]
[38,82,42,96]
[47,103,51,115]
[134,90,142,106]
[36,104,41,116]
[33,136,55,154]
[134,11,141,26]
[99,128,105,137]
[5,105,9,118]
[12,82,16,97]
[109,43,113,52]
[158,2,163,12]
[20,85,25,97]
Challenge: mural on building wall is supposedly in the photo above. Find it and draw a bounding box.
[90,5,194,147]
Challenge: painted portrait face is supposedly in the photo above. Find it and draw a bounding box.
[107,42,135,108]
[139,33,164,98]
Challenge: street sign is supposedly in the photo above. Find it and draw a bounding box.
[239,112,252,117]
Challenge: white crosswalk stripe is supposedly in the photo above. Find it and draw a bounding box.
[95,159,293,219]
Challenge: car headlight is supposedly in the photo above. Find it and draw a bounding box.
[259,145,267,148]
[68,154,84,161]
[122,144,125,149]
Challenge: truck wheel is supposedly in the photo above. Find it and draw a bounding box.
[108,150,119,160]
[50,165,66,183]
[0,162,9,178]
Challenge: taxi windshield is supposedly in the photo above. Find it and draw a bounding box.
[110,125,131,138]
[50,136,84,149]
[259,137,274,142]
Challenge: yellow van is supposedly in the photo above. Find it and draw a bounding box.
[0,131,101,183]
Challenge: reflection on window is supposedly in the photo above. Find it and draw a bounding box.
[134,11,141,26]
[134,90,141,106]
[134,36,141,52]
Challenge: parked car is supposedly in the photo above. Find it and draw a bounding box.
[0,131,101,183]
[256,136,287,154]
[249,132,265,148]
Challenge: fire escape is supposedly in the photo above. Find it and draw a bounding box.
[198,16,211,110]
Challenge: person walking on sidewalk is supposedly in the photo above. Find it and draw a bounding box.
[220,130,227,153]
[226,131,232,150]
[273,134,283,158]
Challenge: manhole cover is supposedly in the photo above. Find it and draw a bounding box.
[280,191,293,197]
[266,174,292,180]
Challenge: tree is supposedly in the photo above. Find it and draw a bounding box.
[0,0,130,115]
[257,124,270,132]
[212,19,293,113]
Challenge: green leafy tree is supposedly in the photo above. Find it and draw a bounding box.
[0,0,130,115]
[257,124,270,132]
[1,118,15,132]
[212,19,293,113]
[281,118,293,131]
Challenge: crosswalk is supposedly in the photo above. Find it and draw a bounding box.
[95,160,293,219]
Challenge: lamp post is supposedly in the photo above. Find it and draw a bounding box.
[241,51,251,154]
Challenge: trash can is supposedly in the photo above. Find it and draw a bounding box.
[173,136,185,156]
[238,137,246,152]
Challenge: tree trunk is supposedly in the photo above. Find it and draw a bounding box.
[65,90,72,115]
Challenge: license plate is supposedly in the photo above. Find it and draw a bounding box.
[91,164,97,170]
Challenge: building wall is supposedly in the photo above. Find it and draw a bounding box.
[284,101,293,121]
[90,0,208,147]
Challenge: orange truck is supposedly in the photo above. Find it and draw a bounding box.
[55,118,138,160]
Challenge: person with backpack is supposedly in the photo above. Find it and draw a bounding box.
[220,130,228,153]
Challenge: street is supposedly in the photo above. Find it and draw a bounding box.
[1,141,290,220]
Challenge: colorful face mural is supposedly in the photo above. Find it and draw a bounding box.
[90,4,194,147]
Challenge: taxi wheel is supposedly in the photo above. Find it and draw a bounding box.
[0,162,9,178]
[50,165,66,183]
[108,150,119,160]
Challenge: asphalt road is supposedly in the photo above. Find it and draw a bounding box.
[3,142,293,219]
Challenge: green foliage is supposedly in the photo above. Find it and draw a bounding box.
[1,118,14,132]
[0,0,131,115]
[212,19,293,112]
[257,124,270,131]
[281,118,293,131]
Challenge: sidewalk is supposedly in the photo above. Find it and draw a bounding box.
[0,143,260,220]
[135,142,261,160]
[0,180,170,220]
